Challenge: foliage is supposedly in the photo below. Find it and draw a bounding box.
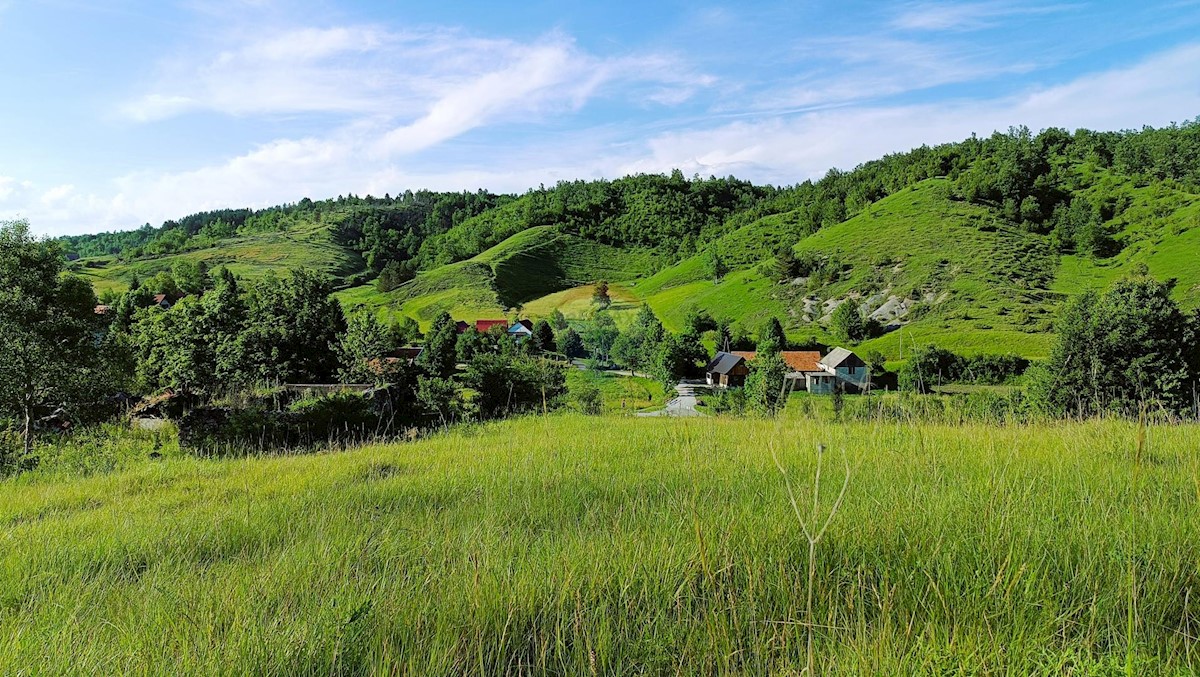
[572,383,603,415]
[338,312,392,384]
[558,327,585,359]
[530,319,557,354]
[416,376,460,425]
[592,280,611,308]
[418,312,460,379]
[650,330,705,392]
[464,353,566,419]
[757,316,787,352]
[611,305,664,373]
[745,346,789,415]
[1028,275,1199,415]
[0,219,104,461]
[581,313,619,365]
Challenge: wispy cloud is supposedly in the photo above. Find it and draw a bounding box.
[120,24,710,134]
[17,41,1199,237]
[751,36,1038,112]
[892,1,1079,31]
[620,43,1200,182]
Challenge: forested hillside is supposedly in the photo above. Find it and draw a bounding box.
[62,120,1200,358]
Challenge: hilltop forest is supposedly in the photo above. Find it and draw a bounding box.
[61,121,1200,361]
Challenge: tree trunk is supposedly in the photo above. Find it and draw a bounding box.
[22,404,33,460]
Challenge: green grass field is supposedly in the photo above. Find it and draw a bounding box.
[565,369,668,413]
[3,414,1198,674]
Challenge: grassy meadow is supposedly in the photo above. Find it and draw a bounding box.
[3,413,1199,674]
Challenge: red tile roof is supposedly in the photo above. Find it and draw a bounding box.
[732,350,824,372]
[781,351,823,372]
[475,319,508,332]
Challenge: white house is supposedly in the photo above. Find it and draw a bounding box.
[508,319,534,341]
[805,347,869,394]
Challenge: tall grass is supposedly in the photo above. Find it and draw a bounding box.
[1,414,1198,674]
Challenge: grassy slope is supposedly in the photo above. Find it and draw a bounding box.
[564,369,667,413]
[1052,171,1200,307]
[3,415,1198,673]
[795,180,1060,357]
[70,219,363,296]
[337,227,659,326]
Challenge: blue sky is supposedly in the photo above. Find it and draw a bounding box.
[2,0,1199,236]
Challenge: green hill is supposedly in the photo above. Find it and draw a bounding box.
[65,122,1200,358]
[68,218,364,296]
[338,226,661,324]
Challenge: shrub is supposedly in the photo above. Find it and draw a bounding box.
[573,384,603,415]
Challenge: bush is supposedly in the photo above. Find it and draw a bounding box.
[574,384,603,415]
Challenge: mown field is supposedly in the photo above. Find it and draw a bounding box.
[3,414,1198,674]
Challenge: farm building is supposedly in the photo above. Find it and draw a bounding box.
[706,348,869,394]
[508,319,534,340]
[705,351,751,388]
[474,319,508,333]
[806,347,869,394]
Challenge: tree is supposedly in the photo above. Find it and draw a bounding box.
[202,267,247,384]
[1029,275,1199,415]
[416,375,460,425]
[133,298,218,394]
[387,316,421,348]
[582,313,619,365]
[706,249,729,283]
[550,309,569,330]
[418,312,460,379]
[558,327,585,359]
[531,319,557,354]
[745,344,789,415]
[830,301,867,344]
[651,330,705,392]
[0,220,101,461]
[234,270,346,384]
[592,280,611,309]
[171,259,210,295]
[338,312,391,383]
[612,305,664,373]
[758,316,788,353]
[455,328,491,364]
[774,246,798,281]
[898,345,961,393]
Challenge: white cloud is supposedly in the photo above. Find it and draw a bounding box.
[40,184,75,206]
[121,25,706,128]
[11,36,1200,237]
[621,43,1200,182]
[892,1,1079,31]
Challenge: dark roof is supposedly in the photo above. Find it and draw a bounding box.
[386,346,423,360]
[819,347,865,369]
[705,351,747,375]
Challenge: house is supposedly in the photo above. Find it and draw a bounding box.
[152,293,183,309]
[475,319,508,333]
[508,319,534,341]
[705,351,751,388]
[455,320,470,334]
[807,347,869,394]
[385,346,424,364]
